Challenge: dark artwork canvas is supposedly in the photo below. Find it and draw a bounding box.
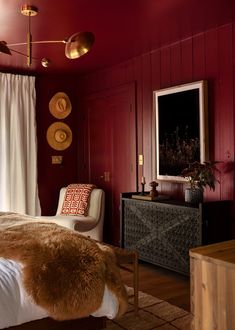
[158,89,200,177]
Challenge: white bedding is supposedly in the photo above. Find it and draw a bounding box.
[0,258,118,329]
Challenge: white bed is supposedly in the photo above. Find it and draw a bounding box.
[0,257,118,329]
[0,213,128,329]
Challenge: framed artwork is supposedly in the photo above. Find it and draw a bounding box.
[153,80,208,182]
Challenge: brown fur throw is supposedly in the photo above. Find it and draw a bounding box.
[0,214,128,320]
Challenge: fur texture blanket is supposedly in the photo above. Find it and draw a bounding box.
[0,212,128,320]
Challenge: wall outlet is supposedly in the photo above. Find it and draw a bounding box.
[51,155,63,164]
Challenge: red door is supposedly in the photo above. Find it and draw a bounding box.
[84,83,137,245]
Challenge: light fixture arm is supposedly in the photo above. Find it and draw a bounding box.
[8,40,65,47]
[0,4,95,68]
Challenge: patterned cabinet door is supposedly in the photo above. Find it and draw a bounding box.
[123,199,202,275]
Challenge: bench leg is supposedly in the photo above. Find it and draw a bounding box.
[133,252,139,315]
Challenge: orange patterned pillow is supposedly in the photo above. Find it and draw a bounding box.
[60,184,96,216]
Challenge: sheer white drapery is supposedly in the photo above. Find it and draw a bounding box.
[0,73,41,215]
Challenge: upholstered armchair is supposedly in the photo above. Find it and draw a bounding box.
[37,186,105,241]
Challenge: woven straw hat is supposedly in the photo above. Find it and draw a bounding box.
[49,92,72,119]
[46,122,72,151]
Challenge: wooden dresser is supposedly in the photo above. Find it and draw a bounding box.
[190,240,235,330]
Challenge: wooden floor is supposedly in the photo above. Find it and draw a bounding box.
[120,261,190,312]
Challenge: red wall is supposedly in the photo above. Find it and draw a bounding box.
[78,23,235,204]
[35,22,235,236]
[36,73,83,215]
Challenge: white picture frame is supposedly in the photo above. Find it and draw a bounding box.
[153,80,208,182]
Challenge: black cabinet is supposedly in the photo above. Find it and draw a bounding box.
[120,192,232,275]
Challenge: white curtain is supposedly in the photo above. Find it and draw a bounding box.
[0,73,41,216]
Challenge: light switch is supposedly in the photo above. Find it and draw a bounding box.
[139,154,144,165]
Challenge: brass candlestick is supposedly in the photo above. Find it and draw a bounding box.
[141,182,146,195]
[140,176,146,195]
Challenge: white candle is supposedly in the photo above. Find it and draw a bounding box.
[141,176,146,184]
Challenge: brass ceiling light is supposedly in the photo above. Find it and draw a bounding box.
[0,4,95,67]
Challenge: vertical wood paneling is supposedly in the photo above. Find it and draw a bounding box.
[133,56,144,190]
[107,61,133,86]
[80,60,135,95]
[141,54,153,187]
[218,25,234,161]
[204,28,221,201]
[170,43,182,86]
[160,47,171,87]
[218,24,234,200]
[79,22,235,206]
[181,38,193,82]
[150,50,163,191]
[192,33,206,81]
[170,42,185,198]
[204,28,219,155]
[159,46,175,193]
[151,49,161,91]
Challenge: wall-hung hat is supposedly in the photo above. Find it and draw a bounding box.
[46,122,72,151]
[49,92,72,119]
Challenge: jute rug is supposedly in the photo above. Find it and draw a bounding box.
[103,287,193,330]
